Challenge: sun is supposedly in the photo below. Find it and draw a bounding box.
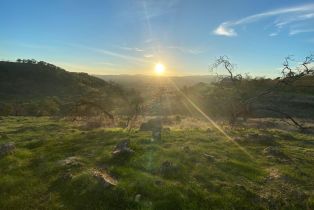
[154,63,165,75]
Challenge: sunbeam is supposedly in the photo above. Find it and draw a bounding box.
[167,77,253,159]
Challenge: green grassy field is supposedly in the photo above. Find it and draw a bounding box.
[0,117,314,210]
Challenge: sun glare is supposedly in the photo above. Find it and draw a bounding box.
[154,63,165,75]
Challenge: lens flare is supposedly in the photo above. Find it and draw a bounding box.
[167,78,253,159]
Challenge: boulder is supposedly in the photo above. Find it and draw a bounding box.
[0,142,15,157]
[112,139,134,156]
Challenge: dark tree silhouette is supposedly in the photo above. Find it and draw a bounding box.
[210,54,314,130]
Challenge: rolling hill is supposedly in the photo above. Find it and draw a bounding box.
[0,60,119,101]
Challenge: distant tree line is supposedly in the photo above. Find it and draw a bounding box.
[16,58,64,70]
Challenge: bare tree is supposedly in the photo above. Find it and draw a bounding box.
[210,56,242,82]
[70,90,114,122]
[210,54,314,130]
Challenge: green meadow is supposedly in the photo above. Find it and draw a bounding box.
[1,117,313,210]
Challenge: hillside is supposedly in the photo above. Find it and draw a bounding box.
[0,61,118,101]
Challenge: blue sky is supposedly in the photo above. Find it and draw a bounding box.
[1,0,314,76]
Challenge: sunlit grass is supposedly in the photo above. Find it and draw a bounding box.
[0,117,314,209]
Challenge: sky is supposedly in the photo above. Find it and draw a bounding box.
[1,0,314,77]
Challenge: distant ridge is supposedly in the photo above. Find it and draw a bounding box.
[95,74,216,89]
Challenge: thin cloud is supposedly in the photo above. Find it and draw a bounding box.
[269,32,278,37]
[168,46,208,55]
[144,54,154,58]
[289,28,314,36]
[67,43,151,64]
[214,3,314,37]
[275,13,314,28]
[118,46,145,52]
[135,48,144,52]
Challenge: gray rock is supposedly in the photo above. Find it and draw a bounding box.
[112,139,134,156]
[134,194,141,202]
[0,142,15,157]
